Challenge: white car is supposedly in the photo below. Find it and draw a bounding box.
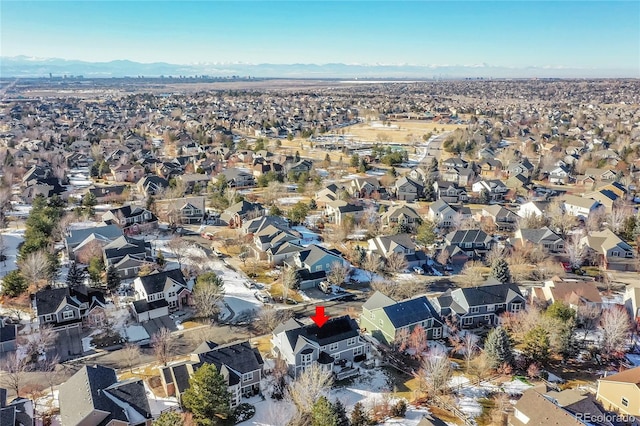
[412,266,424,275]
[254,291,271,303]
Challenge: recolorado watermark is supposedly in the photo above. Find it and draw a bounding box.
[575,413,637,423]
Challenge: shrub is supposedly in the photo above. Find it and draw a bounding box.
[233,403,255,424]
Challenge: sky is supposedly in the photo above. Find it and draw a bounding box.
[1,1,639,73]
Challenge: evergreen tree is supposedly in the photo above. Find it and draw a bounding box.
[156,250,165,267]
[294,151,301,162]
[269,204,282,216]
[312,396,338,426]
[484,326,514,369]
[106,265,121,293]
[66,261,86,288]
[88,257,104,288]
[416,219,437,246]
[479,189,490,204]
[1,270,28,297]
[182,363,232,426]
[357,158,368,173]
[522,326,550,364]
[334,399,350,426]
[423,178,435,201]
[82,192,98,216]
[391,400,407,418]
[350,154,360,168]
[153,411,183,426]
[350,402,370,426]
[490,258,512,283]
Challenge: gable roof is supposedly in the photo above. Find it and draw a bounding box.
[135,268,187,295]
[66,224,123,248]
[382,296,440,328]
[362,291,396,311]
[276,316,360,352]
[195,341,264,376]
[517,227,563,244]
[598,365,640,385]
[511,389,585,426]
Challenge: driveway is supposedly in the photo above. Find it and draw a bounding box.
[53,326,83,361]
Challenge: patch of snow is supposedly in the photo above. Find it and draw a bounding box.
[277,196,306,206]
[123,325,150,342]
[0,230,24,277]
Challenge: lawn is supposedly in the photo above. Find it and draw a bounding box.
[341,120,466,143]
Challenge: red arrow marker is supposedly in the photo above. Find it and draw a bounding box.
[311,306,329,328]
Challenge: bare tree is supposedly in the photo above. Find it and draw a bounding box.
[586,207,607,233]
[461,261,485,287]
[287,364,334,415]
[41,354,61,394]
[385,252,408,273]
[151,327,174,366]
[167,236,190,268]
[436,248,450,267]
[577,304,601,342]
[608,200,634,234]
[122,343,142,373]
[461,333,480,373]
[394,327,411,353]
[564,232,586,269]
[414,347,453,398]
[362,253,382,282]
[282,266,299,293]
[19,250,50,290]
[600,307,631,357]
[409,325,427,359]
[28,324,58,360]
[326,261,351,287]
[192,278,225,320]
[0,352,30,397]
[256,307,293,334]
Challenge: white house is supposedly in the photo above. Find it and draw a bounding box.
[561,195,601,220]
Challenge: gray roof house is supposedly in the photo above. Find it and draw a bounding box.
[34,286,107,330]
[272,316,369,379]
[284,244,346,289]
[432,283,525,328]
[103,236,152,279]
[360,291,444,345]
[59,365,152,426]
[443,229,493,263]
[394,176,423,202]
[220,200,265,227]
[381,205,421,231]
[0,388,34,426]
[367,234,428,268]
[0,319,17,353]
[132,269,191,321]
[65,224,124,259]
[514,227,565,253]
[160,341,264,409]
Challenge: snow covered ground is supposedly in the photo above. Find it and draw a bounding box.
[0,229,23,278]
[450,376,533,419]
[277,196,306,206]
[292,226,321,246]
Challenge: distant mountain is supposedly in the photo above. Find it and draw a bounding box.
[0,56,634,78]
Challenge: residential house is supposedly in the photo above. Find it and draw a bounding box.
[272,316,369,379]
[161,341,264,409]
[103,236,152,279]
[394,176,423,202]
[253,223,301,260]
[88,185,128,203]
[478,159,502,178]
[215,168,256,188]
[155,196,206,225]
[531,278,603,310]
[480,205,519,231]
[0,319,17,353]
[427,199,471,229]
[584,168,617,182]
[580,229,636,271]
[241,215,290,236]
[433,181,468,204]
[324,201,364,226]
[624,287,640,327]
[64,224,124,259]
[315,184,346,207]
[561,195,602,220]
[443,229,493,264]
[441,167,475,186]
[585,182,627,212]
[381,204,421,231]
[367,234,428,268]
[136,175,169,197]
[472,180,509,201]
[518,201,550,218]
[506,158,535,178]
[59,365,153,426]
[596,366,640,418]
[102,205,158,235]
[442,157,469,170]
[349,177,382,198]
[220,200,265,227]
[547,165,571,184]
[0,388,35,426]
[286,159,313,175]
[284,244,346,289]
[432,283,526,328]
[132,268,192,322]
[360,291,444,345]
[505,173,530,189]
[110,163,145,183]
[177,173,210,193]
[34,286,107,330]
[510,388,592,426]
[513,227,565,253]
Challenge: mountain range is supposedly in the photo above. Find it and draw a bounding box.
[0,56,635,79]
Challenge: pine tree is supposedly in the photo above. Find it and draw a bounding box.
[1,270,28,297]
[66,261,86,288]
[312,396,339,426]
[522,326,550,364]
[182,363,232,426]
[105,265,121,293]
[423,178,435,201]
[484,326,514,369]
[334,399,350,426]
[350,402,370,426]
[490,258,512,283]
[153,411,183,426]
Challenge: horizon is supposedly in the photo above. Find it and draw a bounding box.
[1,1,639,78]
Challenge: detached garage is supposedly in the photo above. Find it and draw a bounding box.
[132,299,169,323]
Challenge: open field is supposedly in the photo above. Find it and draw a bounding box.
[340,120,466,144]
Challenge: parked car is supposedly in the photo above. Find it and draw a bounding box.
[319,281,332,294]
[412,266,424,275]
[254,291,271,303]
[443,265,454,271]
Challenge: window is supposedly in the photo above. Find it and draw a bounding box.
[354,346,364,356]
[44,314,54,322]
[334,352,340,360]
[464,243,472,249]
[511,303,522,312]
[315,265,322,272]
[242,372,253,382]
[433,327,442,339]
[621,397,629,407]
[301,353,312,365]
[484,315,492,321]
[463,317,473,325]
[487,305,495,312]
[612,251,620,257]
[168,291,176,298]
[62,311,74,320]
[470,306,480,314]
[329,342,339,351]
[379,319,384,326]
[347,337,357,346]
